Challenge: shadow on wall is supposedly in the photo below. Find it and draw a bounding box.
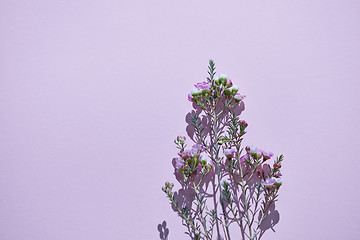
[157,221,169,240]
[160,100,281,239]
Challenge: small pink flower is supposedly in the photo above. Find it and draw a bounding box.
[274,177,282,187]
[225,79,233,88]
[262,177,276,188]
[199,155,209,166]
[191,88,202,96]
[192,144,205,155]
[274,172,282,178]
[262,150,273,160]
[188,93,194,102]
[234,93,245,101]
[231,85,239,94]
[174,158,185,170]
[238,120,248,128]
[247,145,257,154]
[179,149,192,159]
[273,163,282,169]
[224,148,236,158]
[195,81,211,91]
[176,136,186,142]
[200,155,208,162]
[247,146,262,159]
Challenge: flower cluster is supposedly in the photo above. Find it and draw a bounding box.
[188,74,245,105]
[188,81,212,101]
[174,135,187,151]
[261,177,282,188]
[245,145,274,161]
[162,181,174,195]
[238,120,248,134]
[177,136,186,142]
[162,60,284,240]
[174,142,212,181]
[252,150,284,189]
[243,145,283,187]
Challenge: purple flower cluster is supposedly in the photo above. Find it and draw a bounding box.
[188,81,212,102]
[261,177,282,188]
[164,61,285,240]
[192,143,206,156]
[194,81,211,91]
[245,146,274,160]
[241,146,283,188]
[175,143,212,176]
[174,158,185,170]
[188,74,245,103]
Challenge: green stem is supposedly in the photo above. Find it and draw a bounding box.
[212,113,231,240]
[255,189,278,232]
[193,184,210,239]
[168,195,207,238]
[228,200,251,239]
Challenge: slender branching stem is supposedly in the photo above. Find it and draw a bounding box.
[168,195,207,238]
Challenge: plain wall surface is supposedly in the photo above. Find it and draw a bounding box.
[1,0,360,239]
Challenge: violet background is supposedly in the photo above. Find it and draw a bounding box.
[1,0,359,239]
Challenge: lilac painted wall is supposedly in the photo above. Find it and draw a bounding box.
[1,0,359,239]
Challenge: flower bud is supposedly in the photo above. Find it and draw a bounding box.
[224,88,231,96]
[205,164,212,171]
[239,120,248,128]
[188,93,194,102]
[200,155,208,166]
[192,155,199,164]
[176,136,186,142]
[274,178,282,187]
[234,93,245,102]
[274,172,282,178]
[165,181,173,188]
[214,76,221,86]
[247,146,262,160]
[191,88,202,97]
[273,163,282,169]
[218,74,227,85]
[262,150,273,160]
[224,148,236,159]
[231,85,239,94]
[163,181,174,194]
[239,120,248,133]
[224,78,233,89]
